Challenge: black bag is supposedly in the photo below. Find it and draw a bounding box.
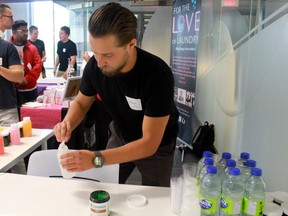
[191,121,215,157]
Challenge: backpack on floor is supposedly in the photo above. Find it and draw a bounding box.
[191,121,215,157]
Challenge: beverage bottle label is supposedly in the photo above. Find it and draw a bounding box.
[221,194,242,214]
[242,196,265,216]
[199,194,218,214]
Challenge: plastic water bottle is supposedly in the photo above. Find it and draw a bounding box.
[197,151,213,179]
[199,165,221,216]
[242,168,266,216]
[220,167,244,216]
[236,152,250,168]
[217,152,232,173]
[240,159,256,182]
[219,159,236,182]
[58,142,76,178]
[198,157,214,186]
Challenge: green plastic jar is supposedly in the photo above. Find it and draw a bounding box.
[1,130,10,147]
[89,190,110,216]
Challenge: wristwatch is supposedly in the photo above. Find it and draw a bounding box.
[93,151,104,168]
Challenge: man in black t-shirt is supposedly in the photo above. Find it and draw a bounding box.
[54,3,179,187]
[53,26,77,79]
[29,25,46,78]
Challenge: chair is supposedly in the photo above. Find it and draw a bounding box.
[27,149,119,183]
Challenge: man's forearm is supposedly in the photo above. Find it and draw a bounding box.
[0,65,24,83]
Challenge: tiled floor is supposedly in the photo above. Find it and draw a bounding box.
[126,141,201,185]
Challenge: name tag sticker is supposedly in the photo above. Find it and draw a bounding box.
[63,48,66,53]
[27,63,32,71]
[125,96,142,111]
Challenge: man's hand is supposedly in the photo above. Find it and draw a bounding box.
[60,150,95,172]
[53,121,73,143]
[42,56,47,63]
[62,71,68,79]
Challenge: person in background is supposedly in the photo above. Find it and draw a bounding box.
[54,2,179,187]
[53,26,77,79]
[0,4,26,174]
[9,20,42,105]
[29,25,46,78]
[0,3,13,39]
[0,31,23,125]
[82,51,91,63]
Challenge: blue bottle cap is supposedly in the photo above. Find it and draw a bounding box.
[251,168,262,176]
[207,165,217,174]
[204,157,214,165]
[203,151,213,158]
[240,152,250,160]
[222,152,232,159]
[226,159,236,167]
[229,167,240,176]
[246,159,256,168]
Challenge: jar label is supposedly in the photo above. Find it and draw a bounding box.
[221,194,242,214]
[199,194,218,214]
[242,196,265,216]
[90,200,110,216]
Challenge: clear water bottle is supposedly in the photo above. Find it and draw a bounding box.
[198,157,214,186]
[236,152,250,168]
[199,165,221,216]
[219,159,236,182]
[240,159,256,182]
[220,167,244,216]
[217,152,232,173]
[197,151,213,179]
[242,168,266,216]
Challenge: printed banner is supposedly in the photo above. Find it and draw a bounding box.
[171,0,201,148]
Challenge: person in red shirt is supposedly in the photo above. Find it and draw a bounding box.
[9,20,42,104]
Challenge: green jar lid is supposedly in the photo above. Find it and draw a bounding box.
[90,190,110,203]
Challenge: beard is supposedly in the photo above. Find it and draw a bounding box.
[99,51,129,77]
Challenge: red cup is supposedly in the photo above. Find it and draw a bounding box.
[0,135,4,155]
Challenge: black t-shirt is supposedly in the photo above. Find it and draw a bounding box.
[57,39,77,71]
[29,39,45,58]
[80,47,179,145]
[0,39,21,108]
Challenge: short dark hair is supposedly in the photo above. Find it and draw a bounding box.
[29,25,38,33]
[88,2,137,47]
[60,26,70,36]
[0,3,11,14]
[12,20,27,30]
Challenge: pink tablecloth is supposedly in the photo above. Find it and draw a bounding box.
[20,105,62,129]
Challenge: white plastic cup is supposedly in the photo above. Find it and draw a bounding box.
[170,176,183,215]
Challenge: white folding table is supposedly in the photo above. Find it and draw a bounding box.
[0,128,54,172]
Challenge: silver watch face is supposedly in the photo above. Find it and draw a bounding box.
[94,156,103,166]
